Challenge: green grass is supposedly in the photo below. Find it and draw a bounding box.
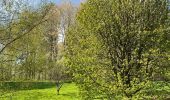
[0,83,80,100]
[0,81,169,100]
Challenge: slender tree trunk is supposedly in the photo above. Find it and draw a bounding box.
[56,82,60,95]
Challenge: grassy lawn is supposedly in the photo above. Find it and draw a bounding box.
[0,83,80,100]
[0,81,169,100]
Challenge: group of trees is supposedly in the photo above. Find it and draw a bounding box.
[0,0,75,84]
[0,0,170,99]
[0,0,77,95]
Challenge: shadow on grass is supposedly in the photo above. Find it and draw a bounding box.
[0,82,56,91]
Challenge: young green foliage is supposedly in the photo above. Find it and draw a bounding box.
[66,0,170,99]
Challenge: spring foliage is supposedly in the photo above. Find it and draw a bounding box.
[66,0,170,99]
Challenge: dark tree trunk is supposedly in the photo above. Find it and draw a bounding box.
[56,82,60,95]
[57,89,60,95]
[56,81,64,95]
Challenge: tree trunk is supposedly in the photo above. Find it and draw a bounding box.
[56,82,60,95]
[57,89,60,95]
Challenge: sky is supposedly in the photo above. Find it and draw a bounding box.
[28,0,82,8]
[50,0,82,5]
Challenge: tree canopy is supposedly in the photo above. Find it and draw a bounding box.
[66,0,170,99]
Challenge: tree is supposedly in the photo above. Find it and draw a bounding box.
[42,4,68,95]
[66,0,169,99]
[0,0,50,55]
[49,59,66,95]
[58,0,77,45]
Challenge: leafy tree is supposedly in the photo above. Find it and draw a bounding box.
[66,0,170,99]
